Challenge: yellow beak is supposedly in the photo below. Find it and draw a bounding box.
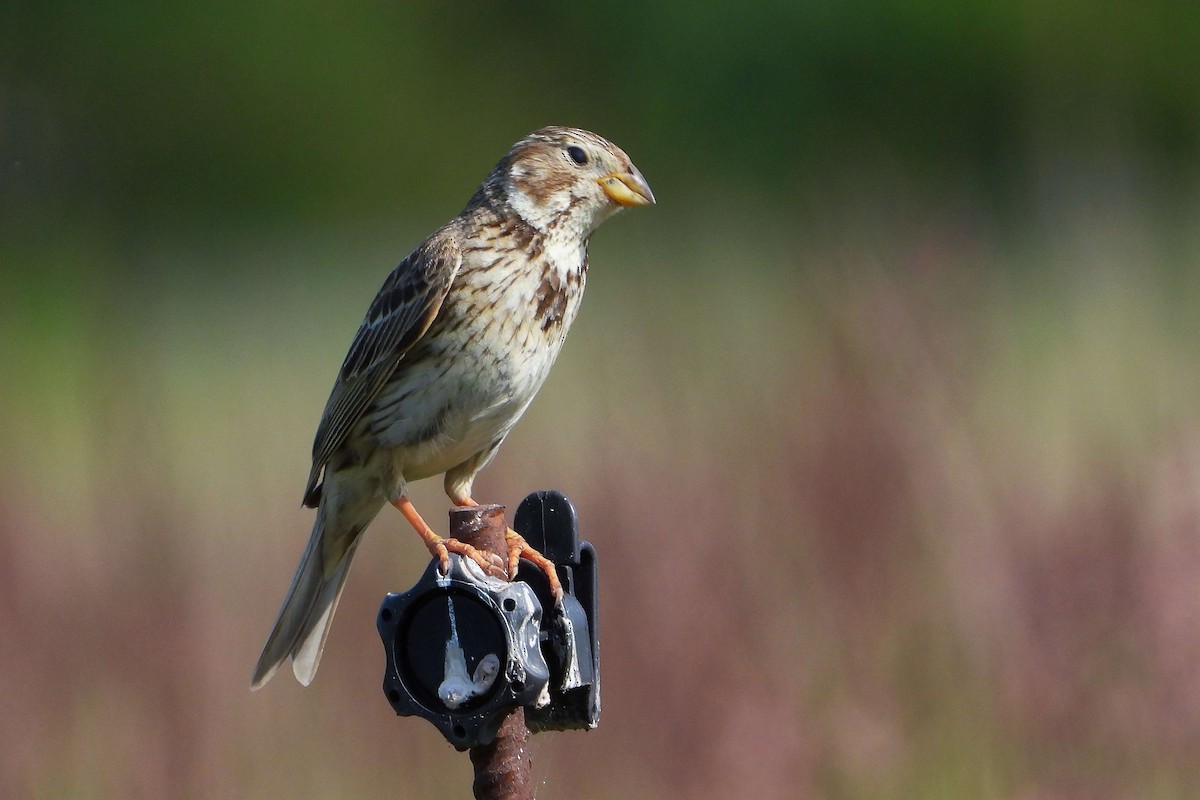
[598,167,655,207]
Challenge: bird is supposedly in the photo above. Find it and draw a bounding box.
[251,126,654,690]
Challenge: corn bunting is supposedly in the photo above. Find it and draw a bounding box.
[252,126,654,689]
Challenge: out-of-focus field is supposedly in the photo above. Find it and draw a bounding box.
[3,203,1200,798]
[5,2,1200,797]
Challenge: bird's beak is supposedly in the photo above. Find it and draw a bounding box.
[599,167,655,207]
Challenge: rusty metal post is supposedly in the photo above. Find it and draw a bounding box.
[449,505,533,800]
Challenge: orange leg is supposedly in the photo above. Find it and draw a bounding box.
[391,495,505,578]
[504,528,564,601]
[456,495,564,601]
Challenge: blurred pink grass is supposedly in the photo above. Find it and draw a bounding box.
[2,224,1200,798]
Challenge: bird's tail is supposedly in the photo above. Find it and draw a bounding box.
[251,509,364,691]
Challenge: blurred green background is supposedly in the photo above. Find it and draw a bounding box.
[4,2,1200,798]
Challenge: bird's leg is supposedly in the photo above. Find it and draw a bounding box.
[504,529,564,601]
[454,495,564,601]
[391,495,505,578]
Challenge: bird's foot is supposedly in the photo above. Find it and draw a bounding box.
[446,495,563,599]
[393,495,508,580]
[428,534,508,581]
[505,529,564,601]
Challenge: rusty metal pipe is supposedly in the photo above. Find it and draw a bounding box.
[449,505,533,800]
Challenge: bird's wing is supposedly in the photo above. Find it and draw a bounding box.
[303,234,462,506]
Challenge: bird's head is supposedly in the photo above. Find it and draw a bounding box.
[488,126,655,237]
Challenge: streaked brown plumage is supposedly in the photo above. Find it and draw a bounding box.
[252,126,653,690]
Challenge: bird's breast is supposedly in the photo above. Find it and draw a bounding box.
[449,230,586,347]
[365,235,587,476]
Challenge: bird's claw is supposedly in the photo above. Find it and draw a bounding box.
[433,537,508,581]
[505,529,564,601]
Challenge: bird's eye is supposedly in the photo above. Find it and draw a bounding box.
[566,146,588,165]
